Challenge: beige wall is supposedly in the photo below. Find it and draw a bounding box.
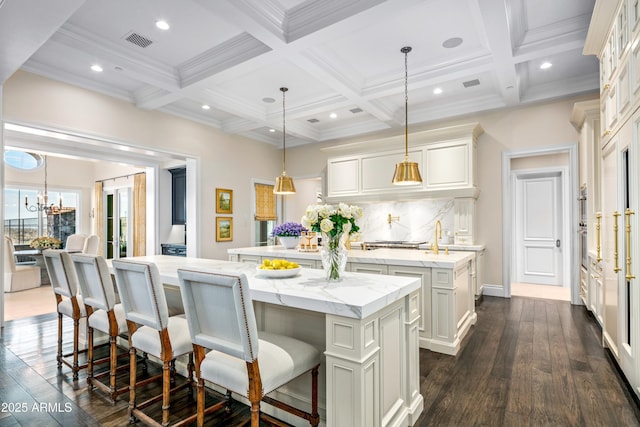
[511,152,569,170]
[285,94,598,288]
[3,71,282,260]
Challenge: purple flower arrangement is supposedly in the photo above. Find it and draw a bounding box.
[271,222,308,237]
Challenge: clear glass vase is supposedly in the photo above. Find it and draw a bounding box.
[321,232,348,281]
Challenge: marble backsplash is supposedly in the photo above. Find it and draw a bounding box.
[354,199,454,244]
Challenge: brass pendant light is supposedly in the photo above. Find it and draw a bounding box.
[392,46,423,185]
[274,87,296,194]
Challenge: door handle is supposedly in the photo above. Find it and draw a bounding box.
[626,209,635,280]
[596,212,602,262]
[556,239,561,248]
[614,211,621,273]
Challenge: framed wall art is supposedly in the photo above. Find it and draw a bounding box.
[216,217,233,241]
[216,188,233,214]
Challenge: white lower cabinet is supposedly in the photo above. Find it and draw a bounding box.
[589,255,604,326]
[429,262,475,355]
[236,254,261,264]
[388,265,432,342]
[349,262,388,275]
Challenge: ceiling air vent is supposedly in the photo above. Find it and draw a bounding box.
[124,32,154,48]
[307,118,320,123]
[463,79,480,88]
[350,108,363,114]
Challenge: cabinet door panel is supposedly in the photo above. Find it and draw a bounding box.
[327,158,359,195]
[425,140,471,189]
[388,265,430,338]
[349,262,388,275]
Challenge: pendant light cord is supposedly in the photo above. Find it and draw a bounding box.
[403,47,410,162]
[281,87,288,174]
[44,155,48,204]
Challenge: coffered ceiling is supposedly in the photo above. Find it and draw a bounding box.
[0,0,598,147]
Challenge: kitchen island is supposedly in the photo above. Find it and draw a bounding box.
[110,255,423,427]
[229,246,477,356]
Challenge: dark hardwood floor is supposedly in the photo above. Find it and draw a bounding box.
[0,296,639,426]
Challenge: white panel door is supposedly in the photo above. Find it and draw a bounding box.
[515,173,562,285]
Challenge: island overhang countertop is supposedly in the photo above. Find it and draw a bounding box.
[107,255,421,319]
[228,245,475,268]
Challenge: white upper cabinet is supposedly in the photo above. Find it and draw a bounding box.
[424,138,475,191]
[327,156,360,196]
[324,123,482,202]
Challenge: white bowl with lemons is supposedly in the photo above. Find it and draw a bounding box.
[256,258,301,278]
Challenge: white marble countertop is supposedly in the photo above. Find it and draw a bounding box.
[228,245,475,268]
[109,255,421,319]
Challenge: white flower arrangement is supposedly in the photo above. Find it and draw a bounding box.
[301,203,363,239]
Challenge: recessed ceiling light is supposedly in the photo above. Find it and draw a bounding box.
[156,20,170,30]
[442,37,463,49]
[540,62,552,70]
[91,65,103,72]
[201,104,210,110]
[330,113,337,119]
[262,97,276,103]
[269,128,276,133]
[433,88,443,95]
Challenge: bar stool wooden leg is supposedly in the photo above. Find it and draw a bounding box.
[87,325,94,390]
[162,359,171,427]
[311,366,320,426]
[73,318,80,379]
[109,335,117,400]
[129,347,137,424]
[57,313,63,368]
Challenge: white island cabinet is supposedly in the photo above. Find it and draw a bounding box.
[109,255,423,427]
[229,246,477,356]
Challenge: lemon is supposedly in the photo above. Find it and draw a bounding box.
[259,258,298,270]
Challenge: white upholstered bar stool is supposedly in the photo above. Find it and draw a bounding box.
[112,259,194,427]
[72,253,128,402]
[177,268,320,427]
[42,249,88,380]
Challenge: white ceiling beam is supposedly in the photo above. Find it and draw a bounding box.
[469,0,520,105]
[0,0,86,83]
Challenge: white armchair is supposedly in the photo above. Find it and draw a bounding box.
[65,234,87,253]
[82,235,99,255]
[3,236,41,293]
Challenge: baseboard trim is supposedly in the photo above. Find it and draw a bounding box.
[482,284,506,298]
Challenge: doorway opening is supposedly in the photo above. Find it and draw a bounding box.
[502,143,579,304]
[1,122,197,325]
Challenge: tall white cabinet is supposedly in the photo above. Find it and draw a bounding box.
[585,0,640,399]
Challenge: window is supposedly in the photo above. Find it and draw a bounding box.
[4,151,44,170]
[254,182,276,246]
[4,187,79,245]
